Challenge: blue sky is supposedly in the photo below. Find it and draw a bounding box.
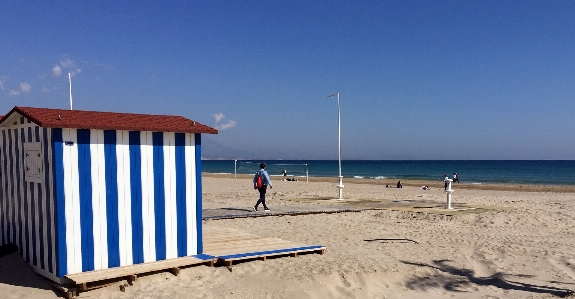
[1,1,574,160]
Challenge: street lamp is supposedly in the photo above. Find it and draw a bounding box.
[327,92,344,200]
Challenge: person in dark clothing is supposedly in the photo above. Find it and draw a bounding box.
[253,162,273,212]
[397,181,402,188]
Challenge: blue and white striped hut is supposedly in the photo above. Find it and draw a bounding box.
[0,106,217,283]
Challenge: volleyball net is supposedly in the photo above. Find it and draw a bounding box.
[235,161,308,183]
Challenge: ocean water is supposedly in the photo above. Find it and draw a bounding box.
[201,160,575,186]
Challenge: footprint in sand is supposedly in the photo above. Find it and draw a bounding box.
[548,257,575,281]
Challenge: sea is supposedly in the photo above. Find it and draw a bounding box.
[202,160,575,186]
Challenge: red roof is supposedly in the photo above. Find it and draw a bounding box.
[1,107,218,134]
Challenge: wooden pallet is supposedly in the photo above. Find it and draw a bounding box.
[53,227,326,297]
[203,227,326,266]
[57,254,216,298]
[215,245,326,266]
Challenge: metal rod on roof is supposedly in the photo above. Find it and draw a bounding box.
[68,72,73,110]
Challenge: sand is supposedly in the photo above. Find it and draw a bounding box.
[1,174,574,298]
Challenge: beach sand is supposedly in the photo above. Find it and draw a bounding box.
[1,174,574,298]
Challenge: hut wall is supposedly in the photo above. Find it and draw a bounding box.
[0,117,58,280]
[1,118,203,282]
[51,128,202,278]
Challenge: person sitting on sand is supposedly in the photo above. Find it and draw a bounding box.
[397,181,402,188]
[421,186,429,190]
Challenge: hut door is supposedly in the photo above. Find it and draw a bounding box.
[24,142,44,183]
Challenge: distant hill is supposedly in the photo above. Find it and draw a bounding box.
[201,135,253,160]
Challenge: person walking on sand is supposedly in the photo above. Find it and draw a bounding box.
[253,162,273,212]
[444,174,449,190]
[453,173,459,183]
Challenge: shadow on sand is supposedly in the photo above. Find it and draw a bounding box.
[400,259,574,298]
[0,244,57,295]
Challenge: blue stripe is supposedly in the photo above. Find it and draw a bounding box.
[52,128,67,277]
[27,127,38,267]
[0,130,6,245]
[77,129,94,272]
[35,126,45,270]
[15,129,24,257]
[30,182,37,266]
[43,127,54,274]
[129,131,144,264]
[152,132,166,261]
[216,245,325,260]
[37,184,45,270]
[8,131,16,248]
[104,130,120,268]
[192,254,216,261]
[195,134,203,253]
[21,128,30,262]
[174,133,186,257]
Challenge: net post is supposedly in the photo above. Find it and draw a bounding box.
[234,160,237,182]
[306,164,308,183]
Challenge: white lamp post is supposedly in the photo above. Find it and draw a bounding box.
[328,93,344,200]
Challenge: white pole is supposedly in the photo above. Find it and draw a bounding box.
[445,178,454,209]
[234,160,237,182]
[328,92,344,200]
[306,164,308,183]
[68,73,73,110]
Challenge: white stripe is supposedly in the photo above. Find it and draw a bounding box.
[90,130,107,270]
[140,132,156,262]
[116,130,133,266]
[163,133,178,259]
[62,128,82,274]
[185,133,197,255]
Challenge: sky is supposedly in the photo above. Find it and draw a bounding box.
[1,1,574,160]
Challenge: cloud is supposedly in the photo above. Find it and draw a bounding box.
[69,68,82,77]
[94,63,115,71]
[212,113,225,123]
[52,65,62,76]
[218,120,236,130]
[8,82,32,96]
[20,82,31,93]
[212,113,236,130]
[51,58,82,78]
[60,58,75,68]
[0,76,9,90]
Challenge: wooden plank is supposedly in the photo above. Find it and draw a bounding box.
[52,284,78,299]
[65,255,216,284]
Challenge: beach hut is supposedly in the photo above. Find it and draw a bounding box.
[0,106,217,284]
